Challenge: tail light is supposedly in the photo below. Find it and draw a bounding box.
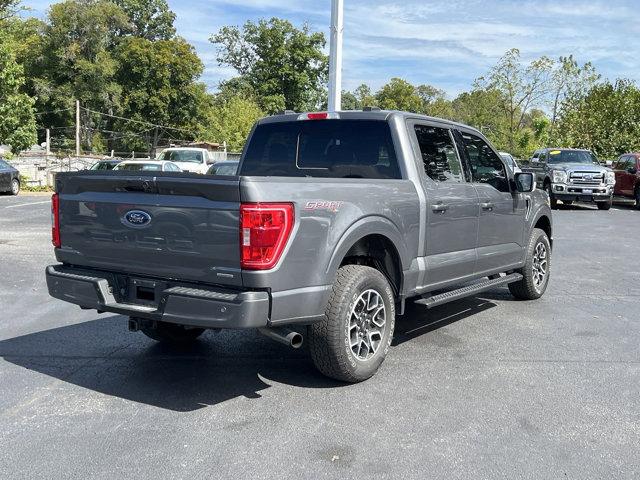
[240,203,294,270]
[51,193,61,248]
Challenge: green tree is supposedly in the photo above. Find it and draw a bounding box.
[353,84,376,109]
[113,0,176,40]
[114,36,208,153]
[211,18,328,113]
[477,48,554,152]
[204,95,263,151]
[556,80,640,158]
[0,31,36,152]
[451,88,509,149]
[24,0,129,152]
[375,78,423,112]
[548,55,600,140]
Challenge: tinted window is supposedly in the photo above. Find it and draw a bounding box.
[413,125,464,183]
[547,149,597,164]
[0,160,9,169]
[116,163,162,171]
[241,120,401,179]
[210,164,239,176]
[461,132,509,193]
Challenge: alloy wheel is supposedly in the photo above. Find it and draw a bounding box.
[532,242,548,290]
[349,289,386,361]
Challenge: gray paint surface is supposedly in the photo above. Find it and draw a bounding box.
[50,111,551,327]
[1,197,639,479]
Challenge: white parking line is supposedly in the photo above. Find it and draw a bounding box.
[4,200,51,209]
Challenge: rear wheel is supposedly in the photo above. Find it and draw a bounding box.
[544,183,557,209]
[137,319,205,343]
[634,188,640,210]
[597,199,612,210]
[10,179,19,196]
[309,265,395,383]
[509,228,551,300]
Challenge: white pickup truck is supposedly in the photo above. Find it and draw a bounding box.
[156,147,214,174]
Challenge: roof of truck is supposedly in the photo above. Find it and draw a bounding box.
[260,110,483,135]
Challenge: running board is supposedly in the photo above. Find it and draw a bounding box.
[415,273,523,309]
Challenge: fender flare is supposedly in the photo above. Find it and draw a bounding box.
[325,216,411,281]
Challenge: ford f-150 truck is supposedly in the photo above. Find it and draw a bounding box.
[525,148,615,210]
[46,110,552,383]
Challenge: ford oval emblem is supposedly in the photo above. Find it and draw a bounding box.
[122,210,151,228]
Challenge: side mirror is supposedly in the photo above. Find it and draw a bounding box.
[628,167,637,175]
[515,172,535,193]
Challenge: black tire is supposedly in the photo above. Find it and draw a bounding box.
[309,265,396,383]
[509,228,551,300]
[596,199,612,210]
[138,319,205,343]
[544,183,557,209]
[635,188,640,210]
[10,178,19,196]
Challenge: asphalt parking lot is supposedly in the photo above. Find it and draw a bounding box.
[0,194,639,479]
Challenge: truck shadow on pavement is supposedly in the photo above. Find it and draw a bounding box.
[0,294,501,412]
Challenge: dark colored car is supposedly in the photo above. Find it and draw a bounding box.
[612,153,640,207]
[524,148,615,210]
[89,159,122,171]
[0,158,20,195]
[206,161,239,176]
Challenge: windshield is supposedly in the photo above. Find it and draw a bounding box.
[114,163,162,171]
[158,150,204,164]
[241,120,401,179]
[548,150,597,164]
[91,161,117,170]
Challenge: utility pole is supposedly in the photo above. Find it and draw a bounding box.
[45,128,51,156]
[75,100,80,157]
[327,0,344,112]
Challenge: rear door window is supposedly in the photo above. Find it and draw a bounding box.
[413,124,465,183]
[241,120,401,179]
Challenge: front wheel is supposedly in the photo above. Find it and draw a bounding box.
[10,179,19,196]
[597,199,612,210]
[309,265,396,383]
[544,183,558,209]
[137,319,205,343]
[509,228,551,300]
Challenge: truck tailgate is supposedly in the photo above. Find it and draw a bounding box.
[55,172,242,287]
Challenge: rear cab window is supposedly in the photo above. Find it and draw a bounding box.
[240,120,402,179]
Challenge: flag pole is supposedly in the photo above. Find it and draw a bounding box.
[327,0,344,112]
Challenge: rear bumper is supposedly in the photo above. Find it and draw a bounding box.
[46,265,269,329]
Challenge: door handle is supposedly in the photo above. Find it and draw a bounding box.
[431,203,449,213]
[481,202,494,211]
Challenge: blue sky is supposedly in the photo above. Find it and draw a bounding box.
[22,0,640,97]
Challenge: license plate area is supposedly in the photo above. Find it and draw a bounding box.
[128,278,167,306]
[582,189,593,194]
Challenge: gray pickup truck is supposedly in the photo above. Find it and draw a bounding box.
[525,148,615,210]
[46,110,552,382]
